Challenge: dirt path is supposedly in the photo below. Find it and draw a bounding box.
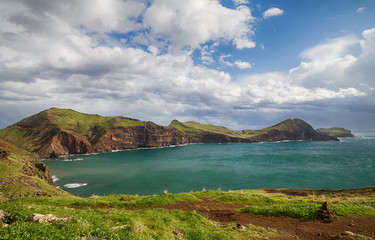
[138,198,375,240]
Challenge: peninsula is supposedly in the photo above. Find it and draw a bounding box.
[0,108,337,158]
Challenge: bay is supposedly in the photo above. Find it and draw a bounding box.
[44,132,375,197]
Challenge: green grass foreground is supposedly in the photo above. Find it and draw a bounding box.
[1,189,375,239]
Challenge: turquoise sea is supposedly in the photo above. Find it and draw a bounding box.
[44,133,375,197]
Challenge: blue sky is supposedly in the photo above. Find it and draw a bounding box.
[0,0,374,131]
[194,0,375,75]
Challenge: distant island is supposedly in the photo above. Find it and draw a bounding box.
[316,127,354,138]
[0,108,344,159]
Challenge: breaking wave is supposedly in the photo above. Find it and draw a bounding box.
[63,183,87,188]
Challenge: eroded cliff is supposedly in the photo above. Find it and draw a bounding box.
[0,108,337,158]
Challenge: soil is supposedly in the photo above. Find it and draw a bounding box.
[139,198,375,240]
[72,188,375,239]
[264,186,375,197]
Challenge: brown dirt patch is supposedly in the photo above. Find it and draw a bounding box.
[67,197,375,239]
[141,198,375,239]
[265,186,375,197]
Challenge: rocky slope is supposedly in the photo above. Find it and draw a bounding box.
[0,137,71,198]
[0,108,337,158]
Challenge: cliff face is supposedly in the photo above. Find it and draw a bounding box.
[91,122,190,153]
[0,108,338,158]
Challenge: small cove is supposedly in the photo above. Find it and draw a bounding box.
[44,133,375,197]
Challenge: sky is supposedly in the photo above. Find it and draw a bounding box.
[0,0,374,131]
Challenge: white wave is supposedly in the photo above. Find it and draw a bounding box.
[64,183,87,188]
[63,158,84,162]
[52,175,59,182]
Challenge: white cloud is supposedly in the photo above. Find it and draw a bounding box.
[0,1,373,130]
[143,0,255,50]
[219,54,234,67]
[234,60,252,69]
[356,7,365,13]
[263,7,284,19]
[233,37,256,49]
[233,0,249,5]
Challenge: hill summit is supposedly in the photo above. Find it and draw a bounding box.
[0,108,337,158]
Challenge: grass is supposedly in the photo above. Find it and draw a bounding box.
[192,190,375,219]
[44,108,145,135]
[0,137,73,198]
[168,118,310,140]
[316,127,353,137]
[168,120,275,139]
[0,108,146,156]
[0,194,276,240]
[0,126,38,152]
[0,189,374,239]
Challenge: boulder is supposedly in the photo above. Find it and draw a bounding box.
[0,210,11,227]
[29,213,70,224]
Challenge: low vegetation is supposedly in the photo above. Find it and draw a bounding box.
[1,189,374,239]
[316,127,354,138]
[0,137,72,198]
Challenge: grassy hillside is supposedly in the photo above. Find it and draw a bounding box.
[43,108,145,135]
[169,120,248,138]
[170,118,317,140]
[0,109,337,159]
[1,189,374,239]
[0,108,144,137]
[0,108,146,156]
[317,127,354,138]
[0,137,72,198]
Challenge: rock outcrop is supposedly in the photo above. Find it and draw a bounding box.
[29,213,71,224]
[0,210,11,227]
[0,108,338,158]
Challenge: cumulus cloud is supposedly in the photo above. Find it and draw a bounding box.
[233,0,249,5]
[263,7,284,19]
[143,0,255,50]
[234,60,252,69]
[0,0,373,130]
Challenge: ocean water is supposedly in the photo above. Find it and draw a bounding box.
[44,132,375,197]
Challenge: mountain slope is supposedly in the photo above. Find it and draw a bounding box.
[0,137,72,198]
[245,118,336,142]
[0,108,188,158]
[170,118,336,142]
[0,108,337,158]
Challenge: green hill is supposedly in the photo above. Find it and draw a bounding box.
[0,137,72,198]
[170,118,336,142]
[316,127,354,138]
[0,108,337,158]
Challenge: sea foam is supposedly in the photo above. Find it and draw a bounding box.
[63,158,84,162]
[52,175,59,182]
[64,183,87,188]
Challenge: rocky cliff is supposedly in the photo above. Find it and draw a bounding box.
[0,108,338,158]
